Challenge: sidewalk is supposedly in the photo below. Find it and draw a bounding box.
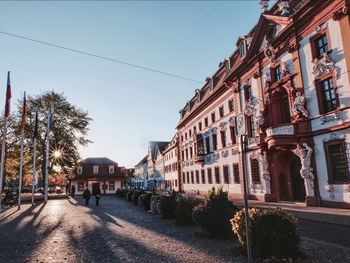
[234,200,350,226]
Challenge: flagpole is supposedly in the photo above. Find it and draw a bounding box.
[0,117,8,212]
[44,110,51,203]
[17,129,24,209]
[32,137,36,205]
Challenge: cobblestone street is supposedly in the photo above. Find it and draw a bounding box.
[1,196,350,263]
[0,196,242,263]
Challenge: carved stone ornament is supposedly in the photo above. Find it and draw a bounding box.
[293,143,315,197]
[266,124,294,137]
[263,71,271,84]
[264,43,276,63]
[244,98,256,115]
[332,3,350,20]
[258,151,271,194]
[312,53,338,79]
[325,184,334,192]
[206,77,214,92]
[320,111,342,125]
[322,132,346,143]
[293,92,309,119]
[219,122,228,131]
[288,43,299,53]
[229,116,236,127]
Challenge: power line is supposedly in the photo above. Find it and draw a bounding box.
[0,30,203,84]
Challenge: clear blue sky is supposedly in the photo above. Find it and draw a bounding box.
[0,1,265,168]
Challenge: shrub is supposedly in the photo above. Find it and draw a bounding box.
[126,190,134,202]
[231,208,300,259]
[132,190,144,205]
[138,192,152,210]
[192,186,238,238]
[159,191,179,219]
[150,195,161,214]
[175,195,203,226]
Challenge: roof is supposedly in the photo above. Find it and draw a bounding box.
[136,155,148,166]
[149,141,170,160]
[80,157,118,166]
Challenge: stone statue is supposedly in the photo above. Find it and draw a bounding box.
[255,109,265,129]
[293,92,309,118]
[293,143,315,197]
[312,53,337,79]
[264,44,276,62]
[258,151,271,194]
[244,98,255,115]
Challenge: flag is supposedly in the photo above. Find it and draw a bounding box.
[33,111,38,138]
[20,92,26,130]
[5,71,12,117]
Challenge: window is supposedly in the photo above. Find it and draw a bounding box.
[185,133,187,140]
[201,169,206,184]
[230,125,236,144]
[221,130,226,148]
[325,141,350,183]
[187,172,190,184]
[250,158,260,184]
[239,40,247,57]
[109,181,115,191]
[205,137,211,154]
[199,122,202,131]
[183,172,186,184]
[181,135,184,142]
[189,129,192,138]
[190,147,193,159]
[93,165,99,175]
[207,168,213,184]
[211,112,216,123]
[109,166,114,174]
[193,126,197,134]
[196,170,200,184]
[212,133,217,151]
[223,165,229,184]
[77,166,83,175]
[191,171,194,184]
[175,179,178,187]
[320,77,338,113]
[219,106,224,118]
[244,85,252,102]
[315,34,329,58]
[247,115,255,138]
[214,167,220,184]
[205,118,209,127]
[185,149,189,160]
[228,99,234,112]
[78,182,84,191]
[233,163,240,183]
[182,150,184,161]
[273,65,282,82]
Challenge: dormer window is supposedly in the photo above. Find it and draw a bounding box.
[77,166,83,175]
[109,165,115,174]
[239,40,247,57]
[225,58,231,72]
[93,165,99,175]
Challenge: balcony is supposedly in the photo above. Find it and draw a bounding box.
[264,123,300,149]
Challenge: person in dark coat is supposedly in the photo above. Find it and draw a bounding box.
[94,187,101,206]
[82,188,91,206]
[71,185,76,197]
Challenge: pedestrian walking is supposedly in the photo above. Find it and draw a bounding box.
[94,186,101,206]
[82,187,91,206]
[71,185,76,197]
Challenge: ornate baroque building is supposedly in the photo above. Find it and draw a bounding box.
[176,0,350,208]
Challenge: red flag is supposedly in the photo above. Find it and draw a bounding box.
[5,71,12,117]
[21,92,26,130]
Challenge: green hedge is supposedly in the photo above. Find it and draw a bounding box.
[231,208,300,259]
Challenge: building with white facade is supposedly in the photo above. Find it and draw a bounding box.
[163,135,180,191]
[176,0,350,208]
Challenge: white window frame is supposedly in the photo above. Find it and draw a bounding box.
[77,166,83,175]
[93,165,99,175]
[109,165,115,174]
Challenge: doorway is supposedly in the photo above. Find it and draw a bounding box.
[290,155,305,202]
